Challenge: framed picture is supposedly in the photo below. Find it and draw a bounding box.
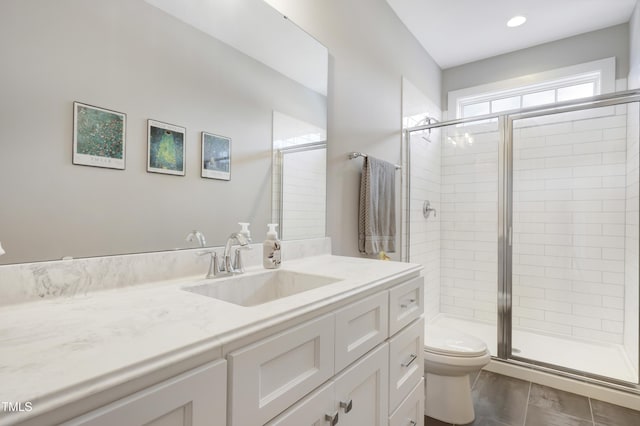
[201,132,231,180]
[73,102,126,170]
[147,120,186,176]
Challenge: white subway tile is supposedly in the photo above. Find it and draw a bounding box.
[519,318,572,335]
[573,305,623,321]
[572,235,625,249]
[602,151,626,165]
[573,281,624,297]
[545,311,601,330]
[546,129,603,145]
[572,327,622,344]
[602,296,624,309]
[546,153,601,168]
[544,177,602,190]
[519,275,572,290]
[602,224,625,236]
[513,306,545,320]
[601,320,624,334]
[545,200,602,212]
[573,164,626,177]
[572,114,627,131]
[573,188,626,201]
[520,296,571,313]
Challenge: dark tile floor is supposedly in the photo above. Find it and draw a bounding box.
[425,371,640,426]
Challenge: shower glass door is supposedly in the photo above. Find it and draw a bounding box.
[407,117,501,356]
[508,100,639,384]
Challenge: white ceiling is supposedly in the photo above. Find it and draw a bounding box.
[386,0,638,69]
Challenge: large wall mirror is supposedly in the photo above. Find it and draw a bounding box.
[0,0,327,265]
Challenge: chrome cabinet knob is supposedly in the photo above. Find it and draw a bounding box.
[325,411,339,426]
[339,399,353,413]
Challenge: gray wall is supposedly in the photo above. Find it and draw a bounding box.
[265,0,442,258]
[442,24,630,110]
[0,0,326,264]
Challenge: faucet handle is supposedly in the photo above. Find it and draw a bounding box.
[233,248,245,273]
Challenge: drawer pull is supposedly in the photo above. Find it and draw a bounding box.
[408,420,417,426]
[401,353,418,367]
[400,298,416,308]
[339,399,353,413]
[325,411,339,426]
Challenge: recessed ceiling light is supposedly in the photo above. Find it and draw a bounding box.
[507,15,527,28]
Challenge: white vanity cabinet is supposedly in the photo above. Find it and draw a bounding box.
[227,314,335,426]
[266,343,389,426]
[227,274,424,426]
[64,360,227,426]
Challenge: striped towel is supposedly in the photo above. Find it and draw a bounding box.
[358,156,396,255]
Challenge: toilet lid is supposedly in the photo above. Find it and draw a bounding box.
[424,325,488,357]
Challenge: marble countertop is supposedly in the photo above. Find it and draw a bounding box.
[0,254,421,423]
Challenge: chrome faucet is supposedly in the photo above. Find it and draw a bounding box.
[186,230,207,247]
[187,230,218,279]
[220,232,251,275]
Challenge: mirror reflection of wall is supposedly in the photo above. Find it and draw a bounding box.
[0,0,327,265]
[272,111,327,240]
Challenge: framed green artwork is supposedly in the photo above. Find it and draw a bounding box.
[147,119,186,176]
[73,102,126,170]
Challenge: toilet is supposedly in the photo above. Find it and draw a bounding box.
[423,325,491,424]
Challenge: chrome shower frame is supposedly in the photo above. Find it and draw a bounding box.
[404,89,640,393]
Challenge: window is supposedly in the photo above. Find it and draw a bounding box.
[449,58,615,120]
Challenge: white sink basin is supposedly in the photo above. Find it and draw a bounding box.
[183,270,342,307]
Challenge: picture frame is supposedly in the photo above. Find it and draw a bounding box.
[201,131,231,180]
[147,119,186,176]
[73,102,126,170]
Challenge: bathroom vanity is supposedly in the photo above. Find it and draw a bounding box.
[0,249,424,426]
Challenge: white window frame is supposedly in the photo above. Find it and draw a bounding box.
[448,57,616,119]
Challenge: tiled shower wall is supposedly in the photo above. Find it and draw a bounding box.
[512,105,630,344]
[408,130,441,321]
[281,148,326,240]
[439,123,500,323]
[625,102,639,364]
[407,99,638,354]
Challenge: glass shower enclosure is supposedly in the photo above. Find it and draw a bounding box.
[404,90,640,390]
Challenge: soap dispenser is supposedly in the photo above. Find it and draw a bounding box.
[238,222,252,242]
[263,224,281,269]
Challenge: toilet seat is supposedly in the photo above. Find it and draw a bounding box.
[424,325,488,358]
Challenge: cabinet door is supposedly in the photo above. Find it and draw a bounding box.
[334,291,388,372]
[228,314,335,426]
[333,343,389,426]
[389,318,424,411]
[265,382,335,426]
[389,277,424,336]
[63,360,226,426]
[389,378,424,426]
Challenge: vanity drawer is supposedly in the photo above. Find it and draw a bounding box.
[334,291,389,372]
[227,314,335,426]
[389,276,424,335]
[389,378,424,426]
[389,317,424,411]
